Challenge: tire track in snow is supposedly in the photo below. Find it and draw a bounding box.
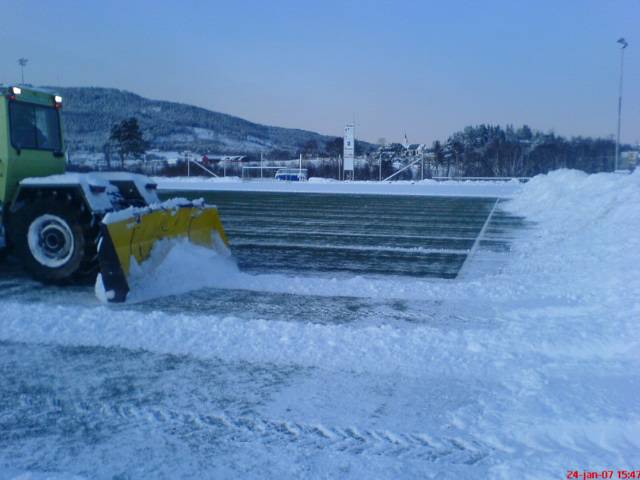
[14,395,491,464]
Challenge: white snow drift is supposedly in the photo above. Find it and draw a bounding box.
[156,175,523,198]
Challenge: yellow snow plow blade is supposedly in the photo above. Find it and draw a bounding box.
[96,201,228,302]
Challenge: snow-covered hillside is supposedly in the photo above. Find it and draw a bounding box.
[52,86,340,155]
[0,169,638,479]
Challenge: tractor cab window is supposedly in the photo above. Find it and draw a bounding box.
[9,101,62,152]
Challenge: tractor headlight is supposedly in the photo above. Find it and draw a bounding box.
[10,86,21,95]
[54,95,62,103]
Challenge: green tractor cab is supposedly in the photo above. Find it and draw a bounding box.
[0,86,66,207]
[0,85,228,302]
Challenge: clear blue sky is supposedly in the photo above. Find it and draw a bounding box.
[1,0,638,144]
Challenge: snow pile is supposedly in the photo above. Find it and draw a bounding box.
[126,237,237,303]
[487,169,640,373]
[504,168,640,305]
[95,237,238,304]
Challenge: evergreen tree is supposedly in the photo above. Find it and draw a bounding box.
[301,139,318,155]
[431,140,444,177]
[109,117,148,167]
[325,137,344,158]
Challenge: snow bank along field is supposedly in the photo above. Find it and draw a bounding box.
[157,175,524,199]
[1,170,638,479]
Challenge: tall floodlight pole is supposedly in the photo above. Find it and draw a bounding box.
[18,58,28,84]
[615,38,628,171]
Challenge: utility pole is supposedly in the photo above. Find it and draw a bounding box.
[18,58,28,84]
[377,138,386,182]
[260,152,263,179]
[615,38,628,171]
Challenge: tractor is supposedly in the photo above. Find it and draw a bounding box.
[0,85,227,302]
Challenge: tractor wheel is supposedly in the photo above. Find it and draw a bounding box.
[9,199,98,283]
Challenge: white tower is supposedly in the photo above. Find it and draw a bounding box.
[343,123,355,180]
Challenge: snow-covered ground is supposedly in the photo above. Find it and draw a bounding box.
[156,175,524,198]
[0,169,638,479]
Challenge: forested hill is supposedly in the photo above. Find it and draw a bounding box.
[46,86,337,155]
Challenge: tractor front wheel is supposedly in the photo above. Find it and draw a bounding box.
[9,200,94,283]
